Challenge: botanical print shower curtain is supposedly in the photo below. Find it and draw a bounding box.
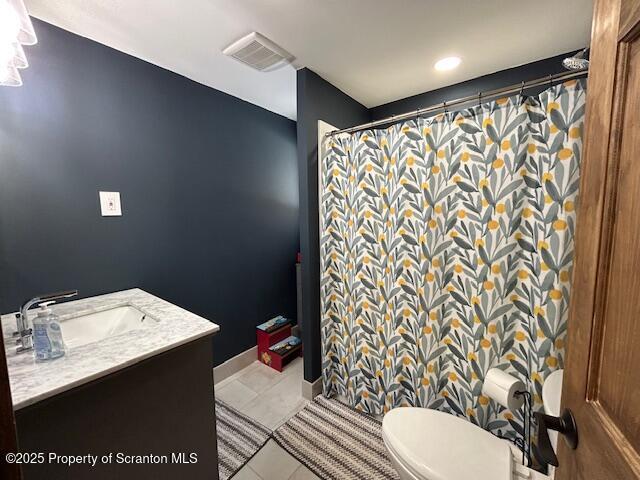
[319,80,586,448]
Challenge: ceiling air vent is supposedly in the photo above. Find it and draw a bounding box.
[223,32,294,72]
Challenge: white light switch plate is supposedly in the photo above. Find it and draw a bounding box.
[99,191,122,216]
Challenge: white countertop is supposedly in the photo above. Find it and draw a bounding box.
[2,289,219,410]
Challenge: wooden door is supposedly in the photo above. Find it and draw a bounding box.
[557,0,640,477]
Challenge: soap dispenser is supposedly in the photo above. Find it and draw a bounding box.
[32,301,66,362]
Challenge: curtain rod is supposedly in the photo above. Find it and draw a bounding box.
[325,68,588,137]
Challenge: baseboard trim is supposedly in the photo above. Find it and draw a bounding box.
[213,345,257,384]
[302,376,323,400]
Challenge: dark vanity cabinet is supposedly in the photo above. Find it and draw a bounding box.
[15,336,219,480]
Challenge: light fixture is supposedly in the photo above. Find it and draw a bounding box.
[11,42,28,68]
[434,56,461,71]
[7,0,37,45]
[0,64,22,86]
[0,0,36,87]
[0,1,21,44]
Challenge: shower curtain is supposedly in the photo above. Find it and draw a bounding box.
[319,80,586,446]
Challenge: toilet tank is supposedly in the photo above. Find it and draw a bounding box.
[542,369,563,478]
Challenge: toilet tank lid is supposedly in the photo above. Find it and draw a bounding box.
[382,407,512,480]
[542,369,563,417]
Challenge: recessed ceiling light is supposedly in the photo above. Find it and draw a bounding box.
[434,56,461,71]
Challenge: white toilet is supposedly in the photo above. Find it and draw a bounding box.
[382,370,564,480]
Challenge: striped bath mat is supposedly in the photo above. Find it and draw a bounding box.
[273,396,400,480]
[215,399,271,480]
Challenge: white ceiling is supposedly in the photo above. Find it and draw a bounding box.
[27,0,594,120]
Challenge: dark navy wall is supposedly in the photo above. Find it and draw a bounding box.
[296,68,370,382]
[370,52,576,120]
[0,20,299,366]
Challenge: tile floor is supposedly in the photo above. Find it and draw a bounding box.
[214,357,320,480]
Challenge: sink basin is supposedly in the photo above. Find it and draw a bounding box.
[60,306,155,348]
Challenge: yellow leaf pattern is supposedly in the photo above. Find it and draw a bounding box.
[319,81,586,444]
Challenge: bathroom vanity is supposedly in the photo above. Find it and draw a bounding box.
[1,289,220,480]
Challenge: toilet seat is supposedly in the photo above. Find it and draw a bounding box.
[382,407,513,480]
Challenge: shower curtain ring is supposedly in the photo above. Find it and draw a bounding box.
[478,92,482,107]
[548,74,553,89]
[443,101,448,115]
